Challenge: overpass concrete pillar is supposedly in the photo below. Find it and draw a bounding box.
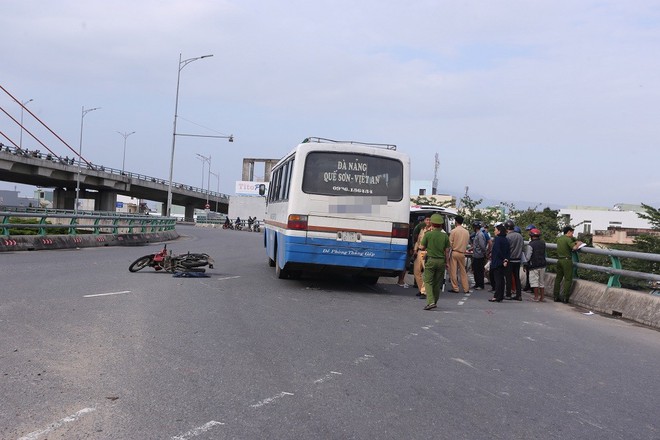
[96,191,117,212]
[53,188,75,210]
[184,204,195,222]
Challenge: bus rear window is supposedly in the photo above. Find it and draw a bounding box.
[302,152,403,201]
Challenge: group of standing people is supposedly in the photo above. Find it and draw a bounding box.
[407,213,583,310]
[488,220,549,302]
[487,222,582,303]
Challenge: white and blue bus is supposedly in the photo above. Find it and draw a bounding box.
[264,137,410,283]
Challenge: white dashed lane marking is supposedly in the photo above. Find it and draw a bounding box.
[83,291,130,298]
[171,421,225,440]
[250,391,295,408]
[18,407,96,440]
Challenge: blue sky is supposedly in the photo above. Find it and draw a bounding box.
[1,0,659,207]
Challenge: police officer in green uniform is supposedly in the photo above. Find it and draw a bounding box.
[419,213,451,310]
[553,225,583,303]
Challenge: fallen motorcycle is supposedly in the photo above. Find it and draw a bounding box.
[128,244,214,273]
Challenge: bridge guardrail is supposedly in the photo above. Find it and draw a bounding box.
[544,242,660,289]
[1,210,176,236]
[0,143,231,200]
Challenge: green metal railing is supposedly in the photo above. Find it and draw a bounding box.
[1,209,176,236]
[545,243,660,288]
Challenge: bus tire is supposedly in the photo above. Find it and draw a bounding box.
[275,251,288,279]
[268,256,275,267]
[356,275,379,285]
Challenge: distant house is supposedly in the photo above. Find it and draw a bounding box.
[559,204,656,245]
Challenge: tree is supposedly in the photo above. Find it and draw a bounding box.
[637,203,660,230]
[507,206,561,243]
[456,191,502,228]
[633,203,660,257]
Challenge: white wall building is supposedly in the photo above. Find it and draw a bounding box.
[559,204,652,235]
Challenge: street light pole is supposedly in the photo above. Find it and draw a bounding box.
[75,106,100,215]
[207,155,212,206]
[195,153,211,206]
[195,153,206,190]
[19,98,33,149]
[117,131,136,175]
[210,171,220,212]
[166,52,213,217]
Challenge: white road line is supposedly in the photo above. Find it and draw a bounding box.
[83,291,130,298]
[250,391,294,408]
[18,407,96,440]
[171,421,225,439]
[451,358,476,369]
[353,354,374,365]
[313,371,343,384]
[215,276,241,281]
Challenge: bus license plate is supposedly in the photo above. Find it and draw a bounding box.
[339,231,358,242]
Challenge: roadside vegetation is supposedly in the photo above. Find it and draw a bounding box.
[4,217,70,235]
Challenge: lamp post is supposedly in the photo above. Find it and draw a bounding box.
[195,153,207,190]
[166,52,213,218]
[74,106,100,215]
[196,153,211,206]
[210,171,220,212]
[117,131,136,175]
[19,98,33,149]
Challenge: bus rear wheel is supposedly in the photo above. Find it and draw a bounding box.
[275,251,288,279]
[355,275,379,285]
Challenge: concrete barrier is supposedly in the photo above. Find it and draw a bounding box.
[0,230,179,252]
[544,272,660,329]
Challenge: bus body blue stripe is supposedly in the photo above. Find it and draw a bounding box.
[275,233,407,271]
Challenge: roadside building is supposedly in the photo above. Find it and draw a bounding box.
[559,204,656,245]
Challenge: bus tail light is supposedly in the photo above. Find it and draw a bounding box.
[287,214,308,231]
[391,222,409,239]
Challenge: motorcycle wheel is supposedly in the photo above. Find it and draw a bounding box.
[129,255,154,272]
[178,253,211,268]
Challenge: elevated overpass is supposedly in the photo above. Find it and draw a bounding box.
[0,143,229,219]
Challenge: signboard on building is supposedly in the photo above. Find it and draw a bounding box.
[116,201,124,208]
[235,181,269,196]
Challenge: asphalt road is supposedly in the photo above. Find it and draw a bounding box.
[1,225,658,440]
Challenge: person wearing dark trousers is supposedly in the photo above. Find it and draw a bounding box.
[489,223,511,302]
[471,221,487,290]
[504,220,523,301]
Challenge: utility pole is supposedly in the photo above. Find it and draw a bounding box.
[432,153,439,195]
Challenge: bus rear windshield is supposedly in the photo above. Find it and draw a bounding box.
[302,152,403,201]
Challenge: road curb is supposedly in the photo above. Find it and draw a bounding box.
[0,230,179,252]
[544,272,660,329]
